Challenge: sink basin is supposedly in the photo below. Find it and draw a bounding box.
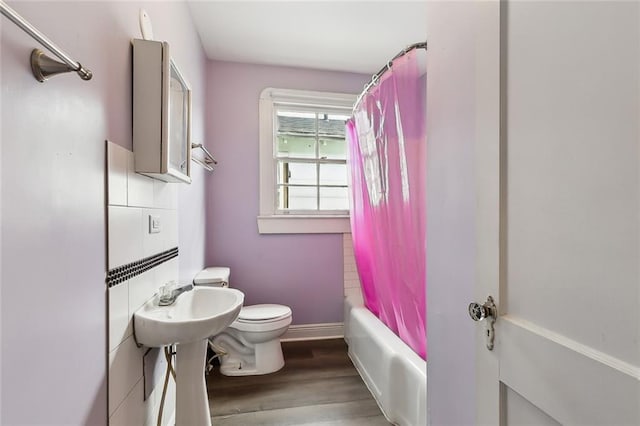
[133,286,244,426]
[134,286,244,347]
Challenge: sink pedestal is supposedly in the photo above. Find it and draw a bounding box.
[175,339,211,426]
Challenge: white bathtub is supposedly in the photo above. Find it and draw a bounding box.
[344,293,427,426]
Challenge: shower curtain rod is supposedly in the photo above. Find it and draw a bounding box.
[0,0,92,82]
[353,41,427,112]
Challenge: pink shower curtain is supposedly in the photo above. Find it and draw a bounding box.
[347,50,426,359]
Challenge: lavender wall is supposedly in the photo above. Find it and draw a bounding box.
[1,2,206,424]
[205,61,368,324]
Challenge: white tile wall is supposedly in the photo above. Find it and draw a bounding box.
[109,336,144,416]
[110,375,175,426]
[163,209,178,250]
[344,270,361,285]
[128,271,157,316]
[108,206,143,269]
[108,142,128,206]
[153,179,177,210]
[108,282,131,352]
[107,141,179,426]
[154,258,179,288]
[109,379,145,426]
[127,155,155,208]
[343,233,362,299]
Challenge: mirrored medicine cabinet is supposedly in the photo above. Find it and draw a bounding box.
[132,38,192,184]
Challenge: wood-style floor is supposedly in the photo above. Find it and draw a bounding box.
[206,339,391,425]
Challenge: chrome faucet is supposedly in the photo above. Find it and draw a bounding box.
[158,282,194,306]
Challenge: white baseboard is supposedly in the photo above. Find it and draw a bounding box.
[281,322,344,342]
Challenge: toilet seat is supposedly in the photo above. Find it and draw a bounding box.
[237,304,291,321]
[230,304,292,332]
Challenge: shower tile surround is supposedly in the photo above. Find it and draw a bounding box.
[107,141,179,425]
[343,233,363,302]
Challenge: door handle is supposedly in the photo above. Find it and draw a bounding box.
[468,296,497,350]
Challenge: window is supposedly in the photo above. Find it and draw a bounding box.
[258,88,356,234]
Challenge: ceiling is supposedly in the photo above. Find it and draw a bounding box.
[187,1,427,75]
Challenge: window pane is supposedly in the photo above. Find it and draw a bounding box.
[277,111,316,136]
[320,187,349,210]
[277,161,317,185]
[319,138,347,160]
[278,186,318,210]
[276,135,316,159]
[319,163,347,186]
[317,114,347,138]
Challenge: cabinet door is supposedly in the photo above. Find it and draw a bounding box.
[167,62,191,179]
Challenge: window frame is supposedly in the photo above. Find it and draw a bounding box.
[258,88,356,234]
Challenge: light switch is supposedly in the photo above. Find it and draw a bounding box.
[149,215,161,234]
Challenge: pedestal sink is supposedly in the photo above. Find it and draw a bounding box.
[134,286,244,426]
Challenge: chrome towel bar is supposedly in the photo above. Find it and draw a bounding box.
[0,1,92,82]
[191,143,217,172]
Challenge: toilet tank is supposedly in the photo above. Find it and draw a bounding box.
[193,267,230,287]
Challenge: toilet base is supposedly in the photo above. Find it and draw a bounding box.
[217,338,285,376]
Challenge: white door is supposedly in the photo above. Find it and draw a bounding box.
[474,1,640,425]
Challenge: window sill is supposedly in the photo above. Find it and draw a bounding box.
[257,215,351,234]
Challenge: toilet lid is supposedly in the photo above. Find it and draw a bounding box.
[237,304,291,322]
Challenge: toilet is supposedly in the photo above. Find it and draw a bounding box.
[193,267,292,376]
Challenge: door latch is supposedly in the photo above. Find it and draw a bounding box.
[468,296,497,350]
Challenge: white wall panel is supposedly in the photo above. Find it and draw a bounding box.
[153,180,178,210]
[128,270,157,317]
[109,282,131,352]
[109,379,145,426]
[127,155,155,208]
[108,142,129,206]
[108,206,143,269]
[108,336,144,416]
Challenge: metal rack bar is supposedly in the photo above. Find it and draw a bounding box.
[0,1,92,81]
[353,41,427,112]
[191,143,217,172]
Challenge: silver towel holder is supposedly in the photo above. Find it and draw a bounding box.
[191,143,217,172]
[0,1,93,82]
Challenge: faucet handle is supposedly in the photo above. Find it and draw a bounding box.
[158,281,175,302]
